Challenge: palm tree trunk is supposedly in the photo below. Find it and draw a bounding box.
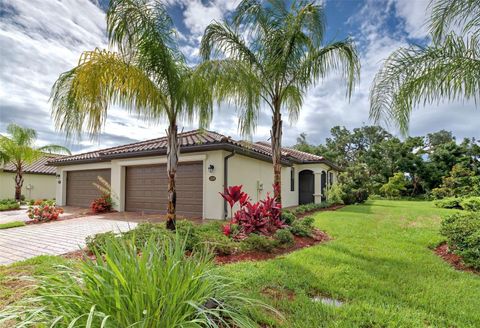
[14,165,23,201]
[166,123,179,230]
[271,108,282,204]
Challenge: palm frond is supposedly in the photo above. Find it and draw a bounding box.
[430,0,480,42]
[50,49,168,139]
[370,34,480,135]
[37,145,72,155]
[195,59,262,135]
[6,124,37,147]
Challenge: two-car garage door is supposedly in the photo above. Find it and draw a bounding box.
[65,162,203,218]
[125,162,203,218]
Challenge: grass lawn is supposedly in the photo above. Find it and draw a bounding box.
[1,200,479,327]
[220,200,480,327]
[0,221,25,229]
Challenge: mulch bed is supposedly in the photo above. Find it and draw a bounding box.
[215,229,331,264]
[434,243,479,274]
[63,229,332,265]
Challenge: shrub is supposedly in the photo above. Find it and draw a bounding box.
[243,234,278,253]
[326,184,345,205]
[85,231,117,253]
[460,197,480,212]
[0,199,19,211]
[292,202,329,216]
[197,223,238,255]
[27,203,63,222]
[174,220,200,251]
[440,212,480,270]
[90,195,112,213]
[434,197,462,209]
[280,210,296,225]
[274,229,294,246]
[1,236,272,327]
[289,216,315,237]
[221,185,286,238]
[380,172,408,198]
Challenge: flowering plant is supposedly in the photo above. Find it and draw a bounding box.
[90,195,112,214]
[27,203,64,223]
[222,185,287,239]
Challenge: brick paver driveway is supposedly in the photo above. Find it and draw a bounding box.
[0,217,137,265]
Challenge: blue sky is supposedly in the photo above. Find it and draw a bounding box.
[0,0,478,154]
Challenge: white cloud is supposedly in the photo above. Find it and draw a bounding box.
[393,0,431,39]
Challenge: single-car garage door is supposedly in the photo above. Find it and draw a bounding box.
[125,162,203,218]
[66,169,111,207]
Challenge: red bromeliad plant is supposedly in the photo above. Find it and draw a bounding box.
[90,195,112,214]
[222,185,287,239]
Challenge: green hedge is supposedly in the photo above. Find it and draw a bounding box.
[0,199,20,211]
[440,212,480,270]
[434,196,480,212]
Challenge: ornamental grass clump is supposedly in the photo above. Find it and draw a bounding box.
[0,235,273,327]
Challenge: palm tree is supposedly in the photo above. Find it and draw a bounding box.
[0,124,71,201]
[50,0,211,230]
[199,0,359,203]
[370,0,479,134]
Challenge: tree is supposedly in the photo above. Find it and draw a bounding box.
[370,0,479,133]
[0,124,70,201]
[200,0,359,203]
[50,0,212,230]
[380,172,408,198]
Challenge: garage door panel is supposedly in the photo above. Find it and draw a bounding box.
[125,162,203,217]
[67,169,111,207]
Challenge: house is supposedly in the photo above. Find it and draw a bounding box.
[0,155,59,200]
[48,130,340,219]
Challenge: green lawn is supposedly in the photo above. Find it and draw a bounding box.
[1,200,479,327]
[0,221,25,229]
[220,200,480,327]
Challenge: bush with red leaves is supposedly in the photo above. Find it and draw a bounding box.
[90,195,112,214]
[27,203,64,223]
[220,185,287,239]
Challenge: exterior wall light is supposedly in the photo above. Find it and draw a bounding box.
[208,164,215,173]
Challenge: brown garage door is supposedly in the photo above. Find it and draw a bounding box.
[66,169,111,207]
[125,162,203,218]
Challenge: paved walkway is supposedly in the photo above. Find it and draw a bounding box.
[0,217,137,265]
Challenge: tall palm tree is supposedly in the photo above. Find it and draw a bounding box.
[50,0,211,230]
[199,0,359,203]
[0,124,71,201]
[370,0,479,134]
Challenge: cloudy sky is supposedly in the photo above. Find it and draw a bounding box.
[0,0,478,154]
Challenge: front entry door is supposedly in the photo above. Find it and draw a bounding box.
[299,170,314,205]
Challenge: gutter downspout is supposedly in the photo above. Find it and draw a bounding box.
[223,151,236,219]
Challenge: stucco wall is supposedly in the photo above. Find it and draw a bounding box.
[0,172,56,200]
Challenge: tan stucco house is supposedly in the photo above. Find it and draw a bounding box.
[0,156,58,200]
[48,130,340,219]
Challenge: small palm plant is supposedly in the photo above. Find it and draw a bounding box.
[50,0,212,230]
[0,236,276,327]
[199,0,360,203]
[0,123,70,201]
[370,0,480,134]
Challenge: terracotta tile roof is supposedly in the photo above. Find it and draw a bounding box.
[2,155,62,175]
[49,129,337,169]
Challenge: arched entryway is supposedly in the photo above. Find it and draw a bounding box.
[299,170,314,205]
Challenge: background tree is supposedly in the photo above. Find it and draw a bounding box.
[50,0,211,230]
[200,0,359,203]
[0,124,70,201]
[370,0,479,133]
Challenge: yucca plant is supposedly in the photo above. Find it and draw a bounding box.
[0,235,273,327]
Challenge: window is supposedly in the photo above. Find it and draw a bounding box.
[290,167,295,191]
[329,172,334,186]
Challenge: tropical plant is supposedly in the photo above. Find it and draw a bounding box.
[200,0,359,203]
[0,236,273,327]
[50,0,212,230]
[0,123,70,201]
[370,0,480,133]
[379,172,408,198]
[27,203,64,223]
